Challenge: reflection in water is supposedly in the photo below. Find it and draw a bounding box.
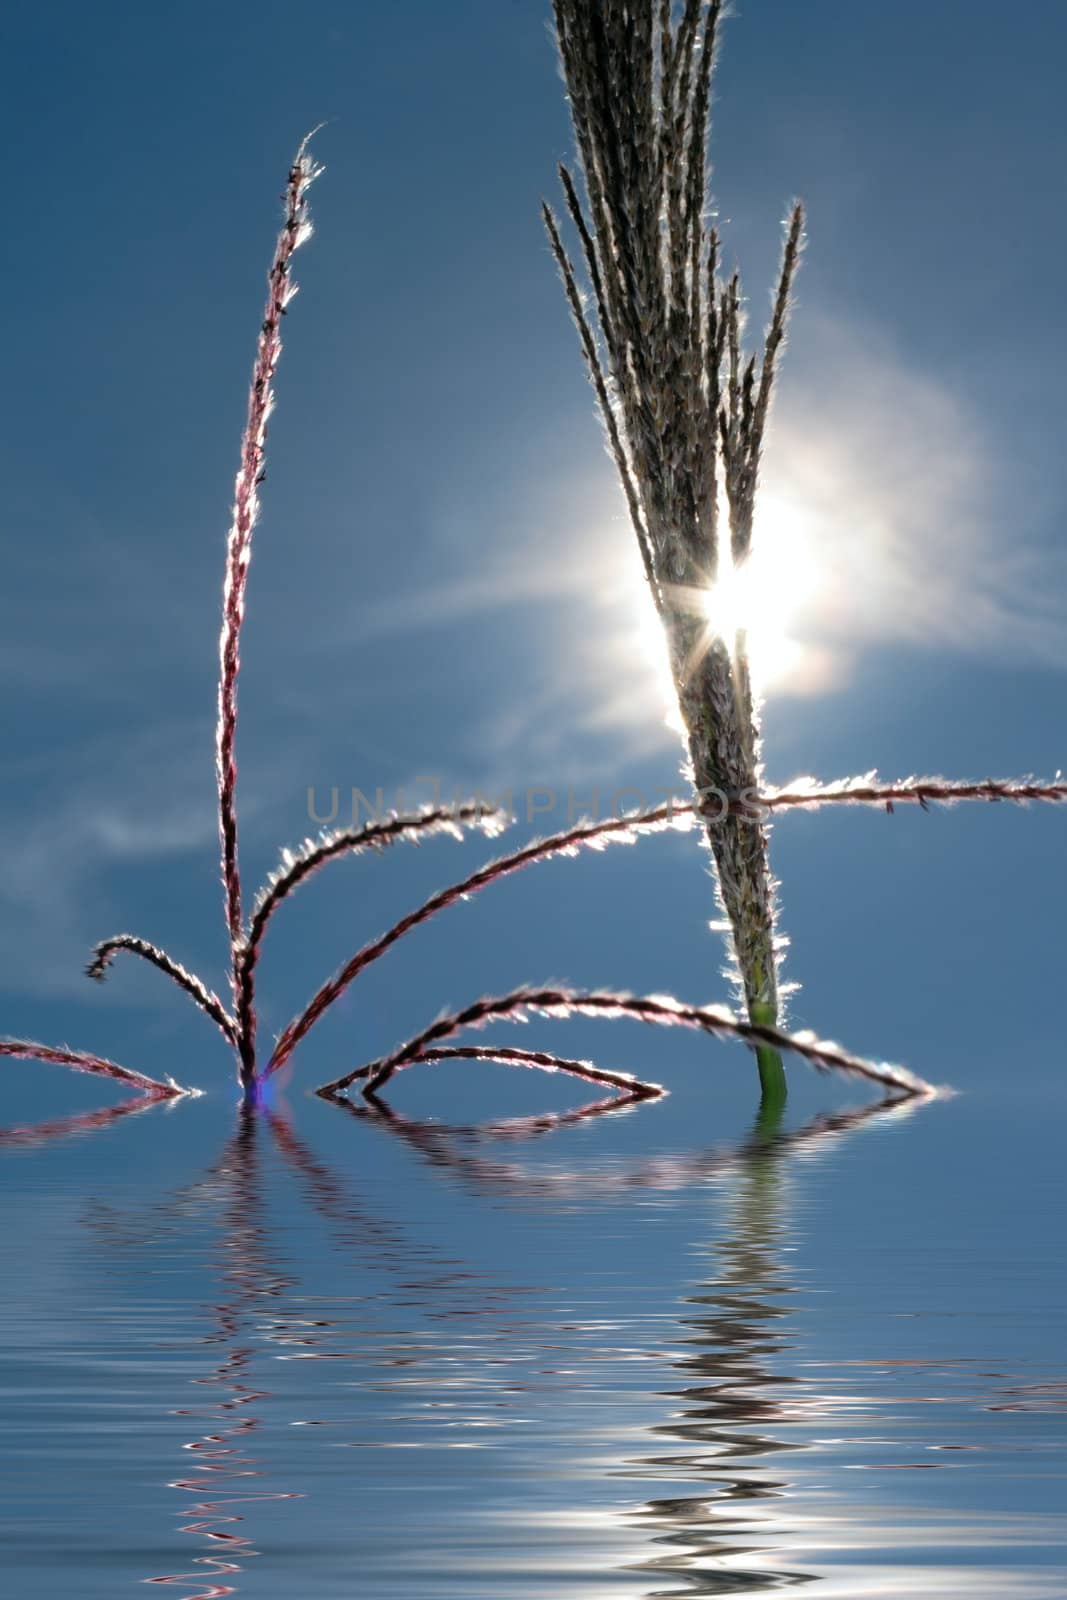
[355,1092,926,1595]
[0,1093,171,1148]
[347,1089,924,1204]
[145,1110,303,1596]
[627,1108,813,1594]
[54,1088,992,1597]
[86,1103,539,1595]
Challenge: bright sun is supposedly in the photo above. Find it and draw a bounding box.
[699,494,819,690]
[630,493,821,708]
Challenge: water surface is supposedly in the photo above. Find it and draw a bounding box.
[2,1066,1064,1597]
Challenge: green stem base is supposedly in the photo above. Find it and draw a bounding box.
[749,999,787,1110]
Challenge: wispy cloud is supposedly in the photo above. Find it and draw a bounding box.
[763,312,1067,678]
[0,721,220,997]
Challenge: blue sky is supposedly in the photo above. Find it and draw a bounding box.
[1,0,1065,1115]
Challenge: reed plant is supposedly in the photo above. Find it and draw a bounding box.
[543,0,798,1095]
[3,92,1063,1115]
[541,0,1067,1099]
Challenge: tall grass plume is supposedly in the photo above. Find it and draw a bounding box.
[545,0,800,1094]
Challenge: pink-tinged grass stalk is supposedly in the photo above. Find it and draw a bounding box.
[755,774,1067,814]
[82,145,509,1095]
[319,1042,666,1104]
[314,984,936,1103]
[0,1040,185,1099]
[89,770,1063,1088]
[264,804,692,1076]
[266,776,1067,1081]
[87,934,237,1044]
[215,136,321,1084]
[235,802,508,1076]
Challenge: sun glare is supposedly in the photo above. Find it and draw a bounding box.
[621,492,823,733]
[699,495,819,691]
